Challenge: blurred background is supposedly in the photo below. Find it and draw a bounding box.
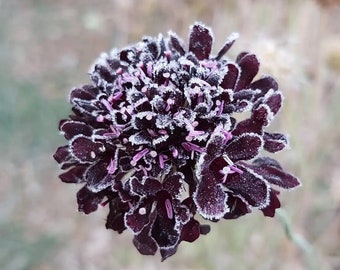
[0,0,339,269]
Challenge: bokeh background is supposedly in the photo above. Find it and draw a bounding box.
[1,0,339,269]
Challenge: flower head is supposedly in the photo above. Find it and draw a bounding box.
[54,22,300,260]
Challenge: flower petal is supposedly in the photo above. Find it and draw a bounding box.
[215,32,239,60]
[193,171,229,220]
[54,145,77,169]
[133,210,158,256]
[168,31,185,55]
[130,177,162,197]
[162,172,184,199]
[85,160,113,192]
[106,196,129,233]
[224,164,270,208]
[225,133,263,162]
[250,75,278,96]
[263,132,288,153]
[221,63,240,89]
[59,165,86,183]
[235,53,259,91]
[261,189,281,217]
[125,198,153,234]
[189,23,213,60]
[249,157,301,189]
[180,219,201,242]
[223,194,252,219]
[60,120,93,140]
[232,118,263,136]
[70,136,105,162]
[76,186,107,214]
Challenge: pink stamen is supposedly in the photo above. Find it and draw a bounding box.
[109,91,123,102]
[131,148,150,166]
[165,98,174,111]
[158,129,168,135]
[182,142,205,153]
[158,154,168,169]
[103,125,122,138]
[122,73,135,83]
[230,165,243,174]
[147,63,153,77]
[96,115,105,122]
[116,67,123,74]
[164,51,171,60]
[187,129,205,140]
[147,128,158,137]
[165,199,173,219]
[107,159,117,174]
[137,165,148,176]
[101,99,113,112]
[217,100,224,116]
[172,148,178,158]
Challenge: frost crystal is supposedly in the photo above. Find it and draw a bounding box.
[54,22,300,261]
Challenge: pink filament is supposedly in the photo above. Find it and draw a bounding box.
[131,148,149,165]
[165,199,173,219]
[230,165,243,174]
[101,99,113,112]
[182,142,205,153]
[107,159,117,174]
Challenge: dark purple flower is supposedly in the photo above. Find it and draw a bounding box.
[54,22,300,260]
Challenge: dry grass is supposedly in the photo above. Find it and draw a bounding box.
[0,0,339,269]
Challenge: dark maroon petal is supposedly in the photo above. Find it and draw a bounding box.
[206,133,226,157]
[265,91,282,115]
[160,246,178,262]
[151,215,179,250]
[60,121,92,140]
[252,104,271,127]
[125,199,153,233]
[225,133,263,162]
[168,32,185,55]
[221,63,239,89]
[53,145,77,169]
[194,171,228,220]
[223,195,251,219]
[261,189,281,217]
[70,136,104,162]
[263,132,288,153]
[130,177,162,197]
[162,172,184,198]
[69,84,98,102]
[189,23,213,60]
[250,76,278,95]
[133,211,158,256]
[77,186,106,214]
[235,53,259,91]
[85,160,113,192]
[59,165,86,183]
[249,157,300,189]
[224,164,270,208]
[106,196,129,233]
[54,145,70,164]
[232,118,263,136]
[215,33,239,61]
[181,219,200,242]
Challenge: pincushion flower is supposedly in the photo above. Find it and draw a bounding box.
[54,22,300,260]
